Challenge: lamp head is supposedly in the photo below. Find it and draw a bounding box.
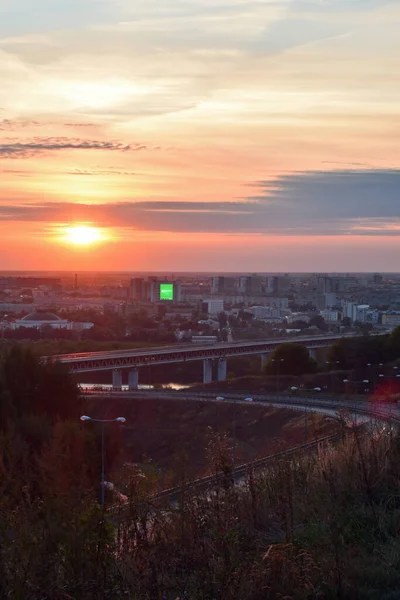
[80,415,91,421]
[116,417,126,423]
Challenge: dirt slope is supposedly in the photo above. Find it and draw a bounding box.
[85,397,337,480]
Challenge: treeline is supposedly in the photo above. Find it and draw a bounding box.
[327,327,400,369]
[8,338,165,358]
[261,328,400,378]
[1,324,176,344]
[0,348,122,578]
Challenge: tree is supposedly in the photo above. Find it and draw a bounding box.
[0,346,81,428]
[341,317,352,327]
[354,321,373,335]
[385,326,400,361]
[309,315,328,331]
[290,320,309,330]
[218,312,228,329]
[327,335,388,369]
[265,343,317,376]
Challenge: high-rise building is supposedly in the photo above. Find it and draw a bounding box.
[130,278,147,301]
[321,293,337,309]
[211,276,236,295]
[342,301,357,321]
[248,275,263,295]
[266,276,279,294]
[278,274,291,293]
[317,276,335,294]
[238,277,248,294]
[238,275,263,295]
[211,277,224,294]
[202,298,224,315]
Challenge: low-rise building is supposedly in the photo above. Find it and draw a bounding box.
[355,305,379,324]
[286,312,311,324]
[249,306,279,319]
[202,298,224,315]
[9,311,93,330]
[382,312,400,328]
[320,309,341,322]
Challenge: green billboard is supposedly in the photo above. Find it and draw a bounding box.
[160,283,174,301]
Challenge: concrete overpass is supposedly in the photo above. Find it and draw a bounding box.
[47,331,377,389]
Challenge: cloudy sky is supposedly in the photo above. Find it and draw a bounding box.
[1,0,399,271]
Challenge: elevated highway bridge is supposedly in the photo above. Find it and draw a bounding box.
[48,331,381,389]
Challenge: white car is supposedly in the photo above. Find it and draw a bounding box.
[244,397,254,402]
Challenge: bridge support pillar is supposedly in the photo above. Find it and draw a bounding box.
[261,353,269,370]
[203,359,213,384]
[309,348,317,361]
[217,358,227,382]
[128,368,139,391]
[112,369,123,391]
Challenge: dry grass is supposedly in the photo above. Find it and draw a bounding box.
[2,420,400,599]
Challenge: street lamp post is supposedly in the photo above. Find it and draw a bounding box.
[216,396,255,472]
[80,416,126,507]
[216,395,236,468]
[1,314,8,340]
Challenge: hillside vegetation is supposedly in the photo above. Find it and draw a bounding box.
[1,347,400,599]
[2,410,400,598]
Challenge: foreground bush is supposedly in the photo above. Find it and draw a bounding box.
[1,422,400,599]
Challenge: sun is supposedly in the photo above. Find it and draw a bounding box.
[63,225,104,246]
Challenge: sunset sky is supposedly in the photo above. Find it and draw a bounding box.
[1,0,400,271]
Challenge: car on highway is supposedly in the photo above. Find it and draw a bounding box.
[244,397,254,402]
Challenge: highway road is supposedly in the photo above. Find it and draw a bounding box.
[103,389,396,508]
[82,387,397,423]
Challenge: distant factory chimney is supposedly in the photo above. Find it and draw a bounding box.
[74,274,78,290]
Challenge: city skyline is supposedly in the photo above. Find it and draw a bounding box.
[1,0,400,270]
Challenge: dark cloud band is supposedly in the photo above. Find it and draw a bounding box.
[0,137,150,158]
[0,168,399,235]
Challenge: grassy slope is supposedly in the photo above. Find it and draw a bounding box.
[85,396,337,481]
